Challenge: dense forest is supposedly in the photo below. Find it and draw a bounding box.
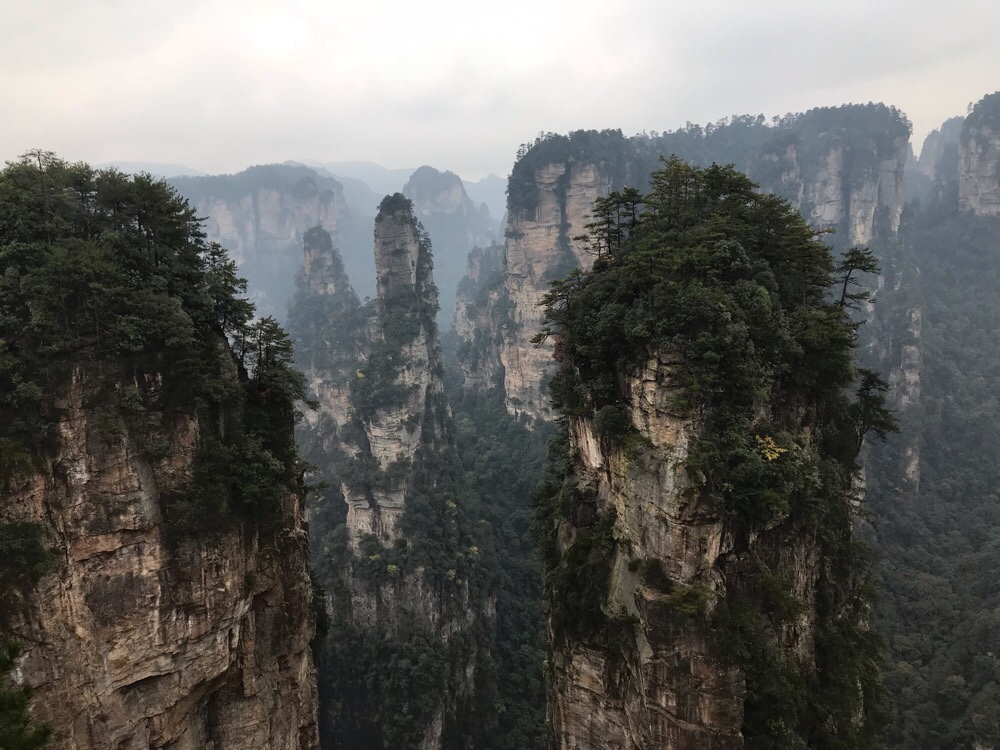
[868,200,1000,745]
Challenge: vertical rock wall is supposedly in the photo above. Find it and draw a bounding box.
[2,362,319,750]
[959,92,1000,216]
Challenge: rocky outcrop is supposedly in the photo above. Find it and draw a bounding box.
[547,355,743,748]
[348,195,442,538]
[544,350,862,749]
[959,92,1000,216]
[2,362,319,750]
[530,157,879,749]
[500,161,608,421]
[292,196,495,749]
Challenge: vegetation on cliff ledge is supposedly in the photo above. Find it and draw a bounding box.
[536,157,895,748]
[0,151,306,537]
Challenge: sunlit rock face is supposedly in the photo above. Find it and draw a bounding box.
[3,361,319,750]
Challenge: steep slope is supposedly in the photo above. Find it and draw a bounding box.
[536,161,885,749]
[0,155,318,749]
[289,198,495,749]
[467,106,909,422]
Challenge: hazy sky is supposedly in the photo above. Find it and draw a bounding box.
[3,0,998,180]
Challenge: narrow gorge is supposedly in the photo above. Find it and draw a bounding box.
[289,196,495,748]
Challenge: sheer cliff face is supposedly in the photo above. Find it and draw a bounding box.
[548,356,745,749]
[959,98,1000,216]
[756,136,908,245]
[350,199,441,541]
[3,363,319,750]
[294,201,494,749]
[500,162,606,421]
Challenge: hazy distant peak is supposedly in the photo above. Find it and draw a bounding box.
[315,160,415,197]
[97,161,206,178]
[462,173,506,221]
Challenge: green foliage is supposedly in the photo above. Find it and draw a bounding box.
[835,246,881,311]
[0,522,50,618]
[961,90,1000,143]
[448,388,550,749]
[378,192,415,216]
[866,210,1000,748]
[0,642,51,749]
[0,152,305,539]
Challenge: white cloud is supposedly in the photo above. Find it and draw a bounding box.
[1,0,997,177]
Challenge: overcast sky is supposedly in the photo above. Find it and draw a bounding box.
[3,0,998,180]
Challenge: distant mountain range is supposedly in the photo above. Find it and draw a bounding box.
[97,161,206,177]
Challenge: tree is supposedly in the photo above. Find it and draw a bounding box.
[0,642,51,749]
[835,246,880,311]
[852,368,898,450]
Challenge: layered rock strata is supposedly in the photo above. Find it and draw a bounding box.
[2,362,319,750]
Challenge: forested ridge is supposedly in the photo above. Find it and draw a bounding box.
[0,152,308,746]
[534,157,892,748]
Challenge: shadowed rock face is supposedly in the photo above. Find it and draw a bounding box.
[3,361,319,750]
